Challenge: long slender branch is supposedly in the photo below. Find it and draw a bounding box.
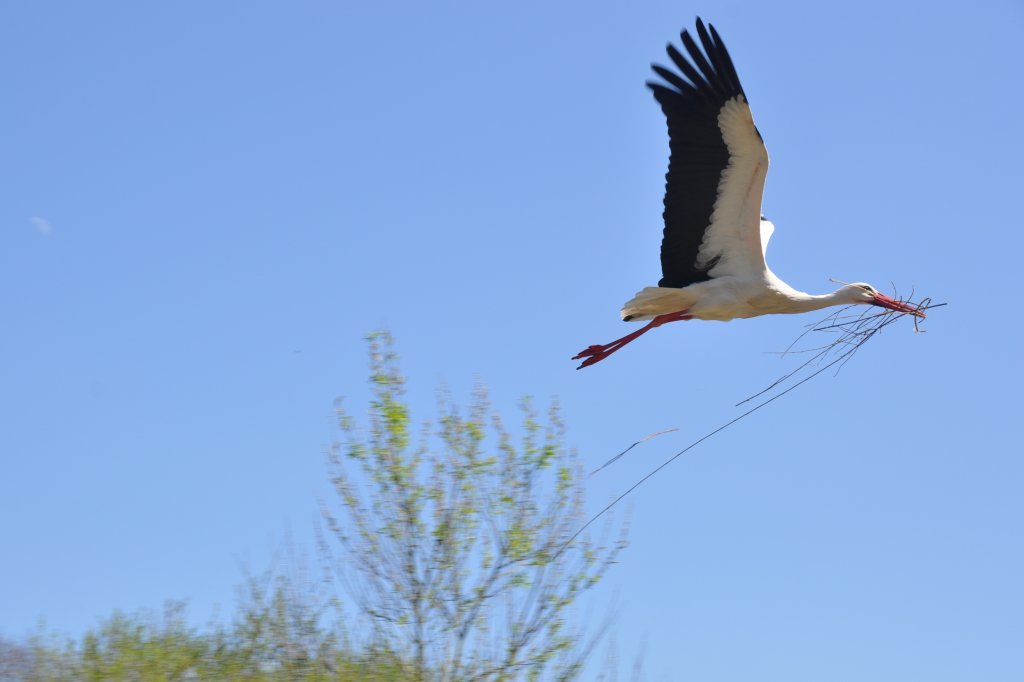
[561,297,946,558]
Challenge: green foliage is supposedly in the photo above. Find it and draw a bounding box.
[324,331,626,681]
[1,582,409,681]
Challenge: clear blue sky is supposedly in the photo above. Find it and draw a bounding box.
[3,1,1022,679]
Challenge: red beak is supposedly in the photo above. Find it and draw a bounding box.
[872,292,926,318]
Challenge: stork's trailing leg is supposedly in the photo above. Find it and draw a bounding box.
[573,310,692,369]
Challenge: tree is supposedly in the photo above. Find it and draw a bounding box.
[323,332,626,681]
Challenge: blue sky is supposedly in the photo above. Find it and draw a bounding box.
[2,1,1022,679]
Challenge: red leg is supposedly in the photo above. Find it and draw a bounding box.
[573,310,692,369]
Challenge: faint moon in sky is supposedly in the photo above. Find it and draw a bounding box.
[30,216,51,235]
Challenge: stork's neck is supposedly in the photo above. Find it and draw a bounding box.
[784,287,857,313]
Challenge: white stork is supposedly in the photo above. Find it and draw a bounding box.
[574,18,923,369]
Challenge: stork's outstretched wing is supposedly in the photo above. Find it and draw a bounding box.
[648,18,771,287]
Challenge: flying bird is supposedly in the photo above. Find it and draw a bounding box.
[574,18,923,369]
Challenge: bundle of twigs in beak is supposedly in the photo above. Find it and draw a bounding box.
[739,291,945,407]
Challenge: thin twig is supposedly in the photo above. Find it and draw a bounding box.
[589,428,680,477]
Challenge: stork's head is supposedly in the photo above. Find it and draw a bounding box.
[844,283,925,317]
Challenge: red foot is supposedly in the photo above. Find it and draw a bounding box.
[572,310,692,369]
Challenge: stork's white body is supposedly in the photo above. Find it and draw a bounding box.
[622,274,865,322]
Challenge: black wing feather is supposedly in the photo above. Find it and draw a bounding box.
[680,31,726,99]
[650,65,696,96]
[707,24,743,95]
[648,17,750,288]
[665,45,716,104]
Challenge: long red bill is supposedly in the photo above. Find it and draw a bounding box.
[872,293,926,317]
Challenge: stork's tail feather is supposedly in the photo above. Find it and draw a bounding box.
[620,287,694,322]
